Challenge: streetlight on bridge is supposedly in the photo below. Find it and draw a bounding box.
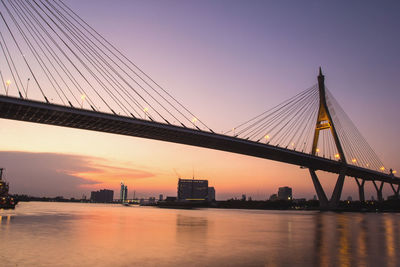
[143,107,149,119]
[5,80,11,96]
[80,94,86,108]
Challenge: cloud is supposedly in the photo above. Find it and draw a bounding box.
[70,159,156,188]
[0,151,155,198]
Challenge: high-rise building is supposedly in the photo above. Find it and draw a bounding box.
[90,189,114,203]
[178,178,208,200]
[207,187,216,201]
[120,182,128,202]
[159,194,164,201]
[278,186,292,200]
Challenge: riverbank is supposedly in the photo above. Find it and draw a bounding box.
[159,199,400,212]
[11,194,400,212]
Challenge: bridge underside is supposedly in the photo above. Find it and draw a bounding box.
[0,96,398,186]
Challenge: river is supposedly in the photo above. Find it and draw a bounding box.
[0,202,399,266]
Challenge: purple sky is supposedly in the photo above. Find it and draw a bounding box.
[1,0,399,199]
[65,0,400,171]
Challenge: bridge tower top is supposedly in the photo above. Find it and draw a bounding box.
[317,67,325,100]
[312,68,347,164]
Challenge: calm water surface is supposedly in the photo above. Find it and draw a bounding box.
[1,202,399,267]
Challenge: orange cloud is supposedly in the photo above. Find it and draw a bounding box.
[70,159,155,189]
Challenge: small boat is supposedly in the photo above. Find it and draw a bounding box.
[0,168,16,209]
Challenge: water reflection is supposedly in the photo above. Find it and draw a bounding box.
[0,215,12,225]
[1,203,400,267]
[314,213,330,267]
[337,214,351,267]
[384,215,396,267]
[175,214,209,241]
[357,216,367,267]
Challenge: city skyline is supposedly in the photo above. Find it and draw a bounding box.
[1,0,399,200]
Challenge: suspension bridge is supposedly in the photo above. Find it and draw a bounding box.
[0,0,397,209]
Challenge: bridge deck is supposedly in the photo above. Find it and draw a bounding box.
[0,95,398,185]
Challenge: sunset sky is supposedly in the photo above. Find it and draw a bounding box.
[1,0,399,200]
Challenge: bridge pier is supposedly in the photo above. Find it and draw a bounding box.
[329,168,346,209]
[309,169,329,209]
[354,178,366,202]
[390,184,400,199]
[372,180,384,202]
[309,168,346,210]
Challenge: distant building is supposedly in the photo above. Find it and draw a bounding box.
[269,194,278,201]
[387,195,399,200]
[120,182,128,202]
[241,194,247,201]
[90,189,114,203]
[347,196,353,201]
[149,197,156,204]
[278,186,292,200]
[178,178,208,200]
[207,187,216,201]
[159,194,164,201]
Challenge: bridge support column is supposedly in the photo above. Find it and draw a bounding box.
[372,180,384,202]
[390,184,400,199]
[309,168,347,210]
[354,178,366,202]
[329,168,346,209]
[309,169,329,209]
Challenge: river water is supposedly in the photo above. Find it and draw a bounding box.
[0,202,399,267]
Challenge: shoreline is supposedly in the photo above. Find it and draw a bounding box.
[9,196,400,213]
